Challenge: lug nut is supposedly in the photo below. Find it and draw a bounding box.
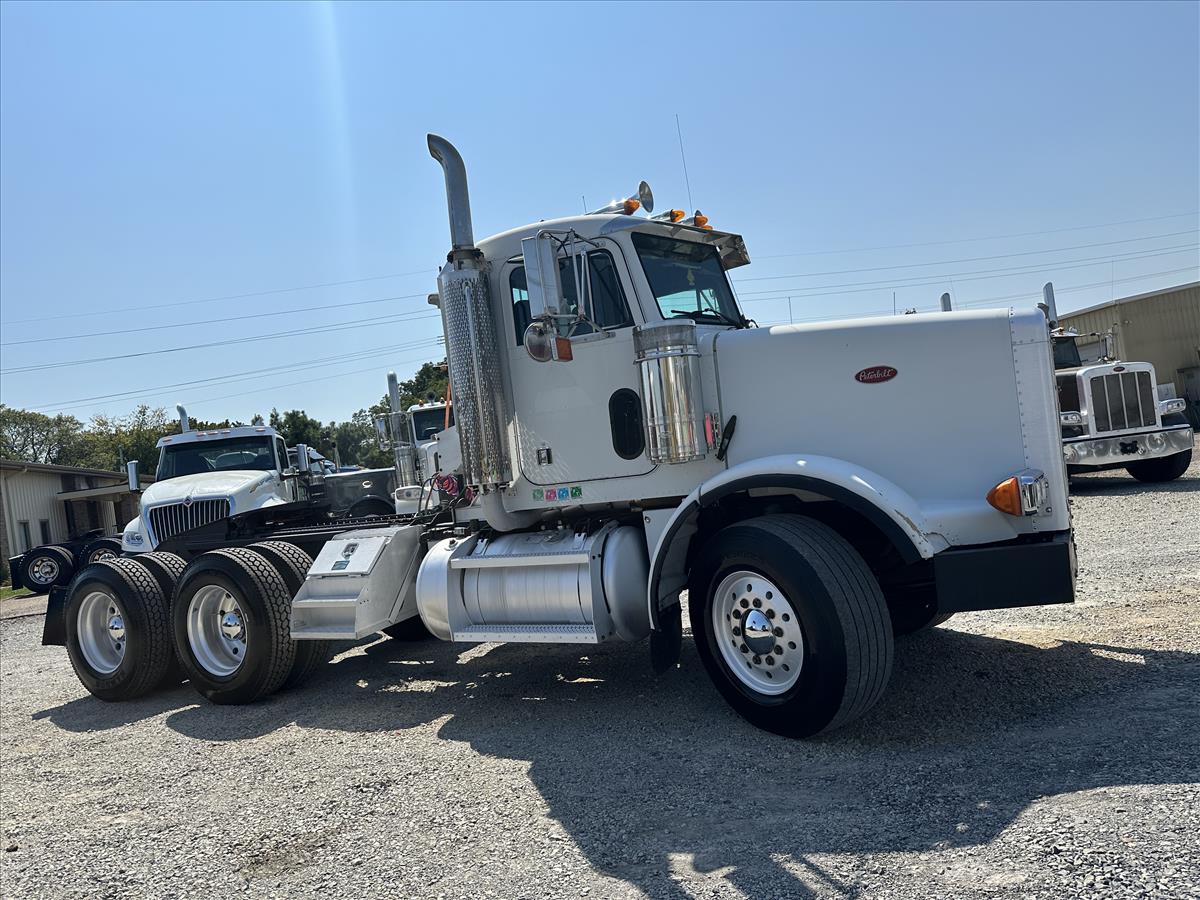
[732,626,742,636]
[752,598,762,608]
[739,643,748,653]
[774,645,783,655]
[773,627,784,637]
[766,609,776,619]
[732,609,741,619]
[752,655,761,665]
[765,655,775,666]
[739,599,749,609]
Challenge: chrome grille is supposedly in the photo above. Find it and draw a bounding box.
[148,498,230,544]
[1090,371,1156,433]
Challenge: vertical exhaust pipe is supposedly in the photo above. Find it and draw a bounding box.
[427,134,475,251]
[176,404,190,432]
[1041,282,1059,327]
[940,292,953,312]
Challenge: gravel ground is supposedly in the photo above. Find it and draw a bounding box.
[2,452,1199,899]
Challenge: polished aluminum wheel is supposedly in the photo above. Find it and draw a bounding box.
[77,590,127,675]
[27,555,61,587]
[187,585,248,677]
[88,548,118,564]
[711,570,805,696]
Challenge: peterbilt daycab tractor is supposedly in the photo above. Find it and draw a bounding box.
[51,135,1077,737]
[1040,285,1192,483]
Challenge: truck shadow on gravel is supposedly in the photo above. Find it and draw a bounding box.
[35,627,1200,898]
[1069,474,1199,495]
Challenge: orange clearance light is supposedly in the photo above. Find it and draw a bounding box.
[668,208,684,222]
[986,476,1022,516]
[693,210,712,230]
[622,198,641,215]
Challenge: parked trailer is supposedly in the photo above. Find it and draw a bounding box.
[48,135,1077,737]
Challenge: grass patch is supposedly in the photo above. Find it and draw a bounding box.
[0,583,35,603]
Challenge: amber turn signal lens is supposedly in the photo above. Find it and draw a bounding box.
[986,476,1023,516]
[622,198,641,215]
[692,210,712,230]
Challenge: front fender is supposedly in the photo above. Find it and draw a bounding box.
[121,516,150,553]
[646,455,945,627]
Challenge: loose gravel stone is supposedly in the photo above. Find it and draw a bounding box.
[1,450,1197,898]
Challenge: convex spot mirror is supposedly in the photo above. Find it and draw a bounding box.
[523,321,574,364]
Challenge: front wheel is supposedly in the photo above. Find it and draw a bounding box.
[689,514,893,738]
[1126,448,1191,483]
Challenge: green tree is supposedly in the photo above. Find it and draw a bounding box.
[269,408,328,454]
[0,405,85,464]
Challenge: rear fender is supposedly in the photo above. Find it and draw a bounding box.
[646,454,943,628]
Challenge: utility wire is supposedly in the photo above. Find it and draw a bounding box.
[1,267,437,326]
[31,337,445,412]
[754,210,1200,259]
[3,311,443,375]
[737,244,1199,302]
[2,291,432,347]
[734,229,1198,283]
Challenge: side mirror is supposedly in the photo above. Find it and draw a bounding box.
[126,460,140,493]
[374,415,392,450]
[521,234,563,320]
[523,321,574,364]
[295,443,311,474]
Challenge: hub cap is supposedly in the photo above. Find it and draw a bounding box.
[28,556,60,586]
[77,591,127,675]
[711,570,805,696]
[89,548,117,563]
[187,585,248,677]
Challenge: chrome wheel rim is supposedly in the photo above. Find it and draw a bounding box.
[187,585,248,677]
[77,590,127,675]
[711,570,805,696]
[88,548,118,563]
[28,555,60,586]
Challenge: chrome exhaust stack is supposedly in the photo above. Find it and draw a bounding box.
[427,134,515,494]
[176,404,190,432]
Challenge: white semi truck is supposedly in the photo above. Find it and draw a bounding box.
[1040,286,1193,482]
[47,135,1076,737]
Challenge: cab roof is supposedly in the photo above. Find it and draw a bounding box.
[157,424,279,449]
[476,214,750,271]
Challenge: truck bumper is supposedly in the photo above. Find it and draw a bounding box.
[42,586,68,647]
[933,530,1075,613]
[1064,425,1192,470]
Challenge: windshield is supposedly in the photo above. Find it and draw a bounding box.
[1053,336,1082,370]
[632,232,742,325]
[411,406,453,442]
[158,436,276,480]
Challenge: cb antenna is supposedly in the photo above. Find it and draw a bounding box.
[675,113,695,211]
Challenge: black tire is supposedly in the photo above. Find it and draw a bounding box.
[249,541,333,688]
[63,559,175,701]
[19,545,75,592]
[172,548,297,705]
[1126,448,1191,483]
[80,537,122,566]
[382,616,431,641]
[128,552,190,683]
[689,514,893,738]
[347,497,394,518]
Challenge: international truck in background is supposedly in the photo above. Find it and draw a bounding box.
[1040,284,1193,482]
[47,134,1077,738]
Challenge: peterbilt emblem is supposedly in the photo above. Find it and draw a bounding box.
[855,365,898,384]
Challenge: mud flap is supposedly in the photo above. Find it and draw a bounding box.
[41,586,69,646]
[650,601,682,673]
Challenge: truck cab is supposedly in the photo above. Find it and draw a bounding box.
[121,424,301,552]
[1053,330,1193,481]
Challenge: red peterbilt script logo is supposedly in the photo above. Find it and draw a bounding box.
[854,365,898,384]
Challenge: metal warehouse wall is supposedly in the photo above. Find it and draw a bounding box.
[1060,283,1200,392]
[0,469,72,555]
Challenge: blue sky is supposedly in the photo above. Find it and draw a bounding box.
[1,0,1197,424]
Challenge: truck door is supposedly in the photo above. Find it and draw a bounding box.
[502,239,655,485]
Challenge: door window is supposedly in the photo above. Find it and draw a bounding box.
[509,250,633,344]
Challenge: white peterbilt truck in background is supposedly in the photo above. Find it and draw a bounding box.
[1040,286,1192,482]
[46,135,1077,737]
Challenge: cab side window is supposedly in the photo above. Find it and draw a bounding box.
[509,250,633,344]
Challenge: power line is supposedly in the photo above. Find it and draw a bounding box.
[0,267,438,326]
[753,210,1200,260]
[734,229,1199,283]
[2,291,432,347]
[31,338,445,412]
[737,244,1199,303]
[2,310,443,376]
